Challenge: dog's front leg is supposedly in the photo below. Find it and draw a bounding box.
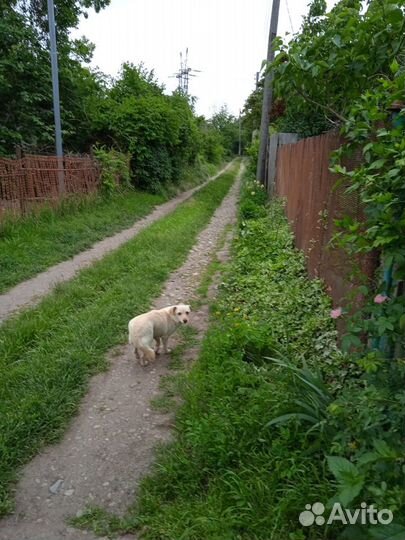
[162,336,171,354]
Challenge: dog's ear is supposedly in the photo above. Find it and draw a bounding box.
[186,305,191,312]
[171,306,177,315]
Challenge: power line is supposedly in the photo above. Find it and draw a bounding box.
[285,0,295,33]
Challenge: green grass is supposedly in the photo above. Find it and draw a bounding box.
[0,189,164,293]
[0,157,225,294]
[0,162,239,516]
[195,222,232,305]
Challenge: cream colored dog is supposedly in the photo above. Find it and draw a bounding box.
[128,304,191,366]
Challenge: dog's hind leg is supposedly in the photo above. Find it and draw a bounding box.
[138,346,156,366]
[154,337,162,355]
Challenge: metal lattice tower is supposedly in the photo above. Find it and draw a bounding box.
[170,48,201,95]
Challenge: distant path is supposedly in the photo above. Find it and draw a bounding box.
[0,162,233,324]
[0,162,243,540]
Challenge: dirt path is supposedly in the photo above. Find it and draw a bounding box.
[0,162,233,324]
[0,162,243,540]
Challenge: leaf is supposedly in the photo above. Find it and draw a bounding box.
[368,159,386,170]
[390,59,400,74]
[373,439,397,458]
[327,456,365,506]
[266,412,318,427]
[386,7,404,25]
[332,34,342,47]
[369,522,405,540]
[357,452,379,466]
[338,482,364,506]
[327,456,359,480]
[341,334,362,352]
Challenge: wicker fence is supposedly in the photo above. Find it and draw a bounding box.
[0,154,100,218]
[274,130,378,307]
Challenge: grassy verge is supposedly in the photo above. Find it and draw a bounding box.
[0,160,224,294]
[75,171,404,539]
[0,161,239,516]
[0,190,163,293]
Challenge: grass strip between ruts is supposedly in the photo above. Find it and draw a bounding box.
[0,189,165,294]
[0,160,239,516]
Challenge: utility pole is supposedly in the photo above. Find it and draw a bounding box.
[256,0,280,184]
[47,0,65,192]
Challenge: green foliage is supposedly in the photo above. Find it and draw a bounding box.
[92,147,131,193]
[0,5,53,154]
[241,77,263,135]
[271,0,405,136]
[210,105,241,156]
[329,72,405,357]
[0,6,230,190]
[266,358,333,441]
[245,137,259,176]
[239,175,267,220]
[198,122,225,164]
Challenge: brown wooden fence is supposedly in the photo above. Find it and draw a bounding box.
[0,154,100,218]
[274,130,378,307]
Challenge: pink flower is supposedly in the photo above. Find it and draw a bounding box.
[330,307,343,319]
[374,294,389,304]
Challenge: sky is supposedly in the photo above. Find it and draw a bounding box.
[71,0,314,118]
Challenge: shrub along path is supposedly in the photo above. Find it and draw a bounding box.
[0,161,233,324]
[0,162,243,540]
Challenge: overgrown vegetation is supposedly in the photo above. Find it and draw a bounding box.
[266,0,405,357]
[92,147,131,193]
[1,2,240,191]
[0,163,238,516]
[0,189,163,293]
[271,0,405,137]
[73,172,405,539]
[330,72,405,359]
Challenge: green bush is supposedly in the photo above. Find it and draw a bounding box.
[92,146,131,193]
[239,176,267,219]
[245,137,259,176]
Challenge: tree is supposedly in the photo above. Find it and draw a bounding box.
[271,0,405,136]
[210,106,240,156]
